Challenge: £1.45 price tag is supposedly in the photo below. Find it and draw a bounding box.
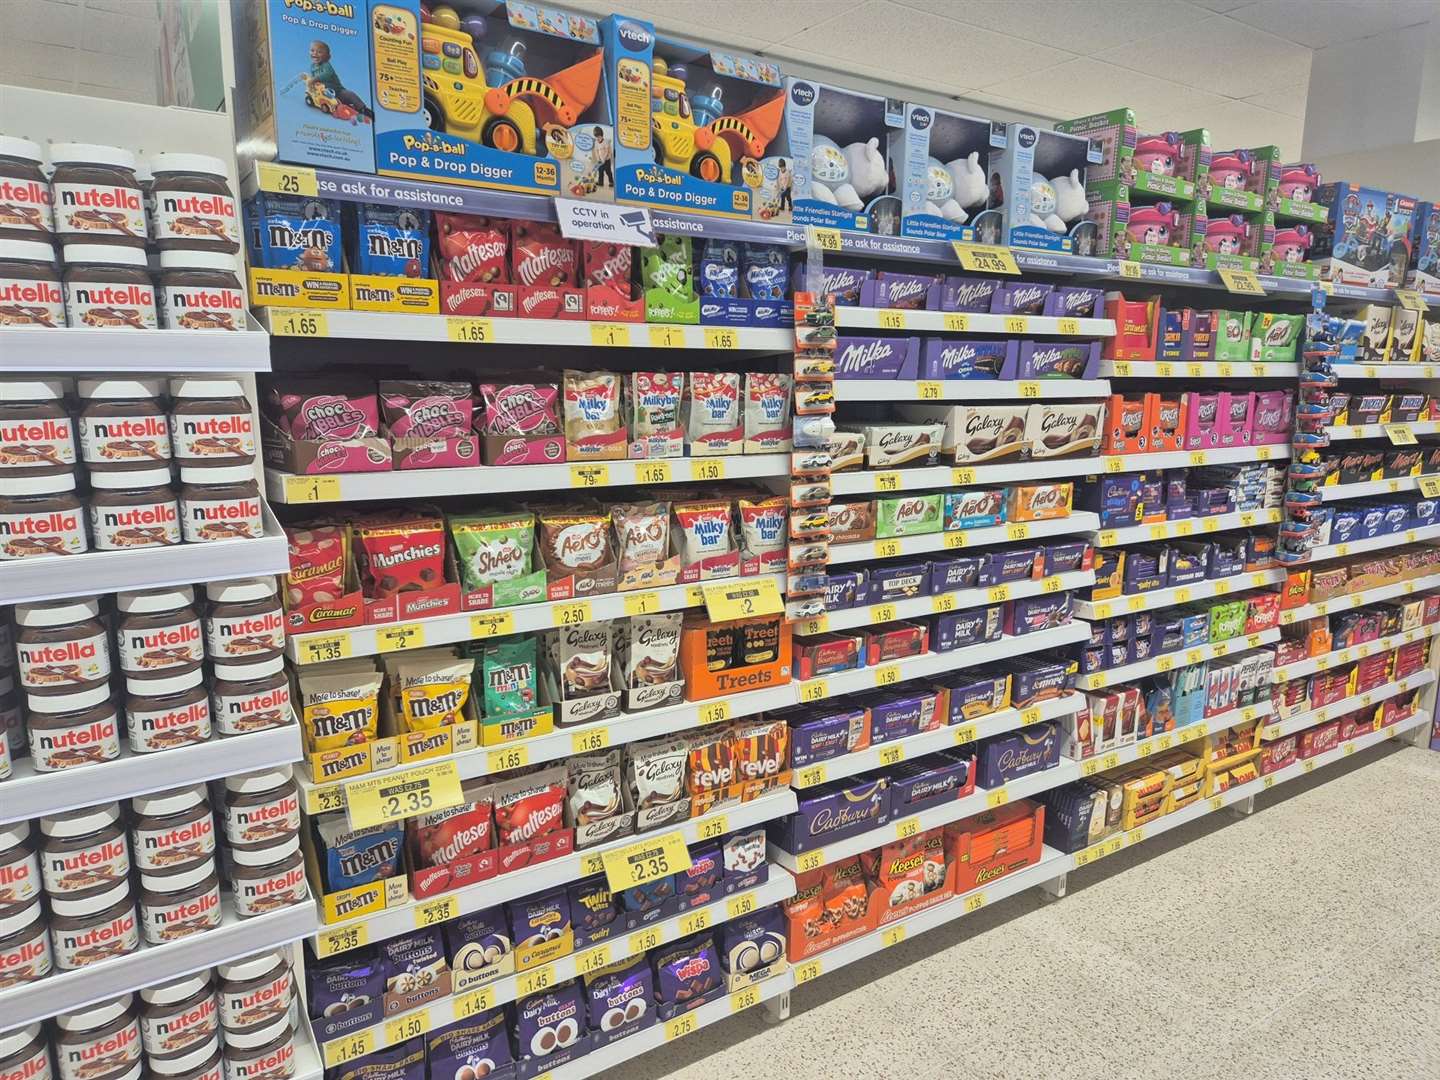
[602,831,692,892]
[345,761,463,829]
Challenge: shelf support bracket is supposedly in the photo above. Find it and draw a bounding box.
[1038,872,1067,901]
[762,990,790,1023]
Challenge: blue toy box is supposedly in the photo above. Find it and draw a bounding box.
[783,79,902,234]
[604,16,791,222]
[1314,182,1417,288]
[1406,200,1440,298]
[970,123,1103,252]
[369,0,613,198]
[896,105,1005,243]
[232,0,377,173]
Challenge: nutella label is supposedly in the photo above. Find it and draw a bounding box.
[89,496,181,551]
[233,860,307,919]
[219,966,291,1029]
[0,846,39,905]
[42,833,130,896]
[31,711,121,772]
[0,273,65,328]
[223,1035,294,1080]
[0,735,8,781]
[79,414,172,466]
[170,411,255,461]
[213,681,291,737]
[0,415,75,468]
[159,282,245,332]
[206,609,284,660]
[181,492,263,544]
[223,791,299,847]
[55,1012,140,1080]
[0,175,54,236]
[0,503,86,559]
[0,921,50,988]
[141,992,217,1056]
[0,1041,51,1080]
[64,277,159,330]
[53,900,139,970]
[118,616,203,675]
[133,813,215,872]
[141,877,221,944]
[153,192,240,245]
[128,697,211,754]
[53,181,146,241]
[18,630,111,689]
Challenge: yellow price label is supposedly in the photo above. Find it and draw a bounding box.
[1304,760,1315,773]
[964,893,987,914]
[986,788,1009,808]
[1203,517,1222,534]
[1209,796,1225,812]
[1419,476,1440,498]
[952,242,1019,275]
[875,538,901,558]
[916,381,943,400]
[895,817,919,841]
[385,1012,429,1046]
[623,590,662,616]
[664,1014,698,1042]
[1395,289,1429,312]
[698,700,731,725]
[602,831,691,892]
[1157,733,1174,750]
[634,460,672,485]
[800,679,828,703]
[1156,362,1174,376]
[1112,361,1133,376]
[324,1030,376,1069]
[454,986,496,1019]
[798,617,828,636]
[870,602,897,624]
[580,852,606,876]
[551,600,592,627]
[309,784,344,815]
[590,323,631,347]
[283,474,341,504]
[704,327,739,349]
[932,592,958,613]
[1127,828,1144,846]
[316,922,368,957]
[796,764,828,787]
[690,459,725,482]
[470,611,516,640]
[954,724,978,744]
[1019,707,1041,725]
[256,160,318,197]
[346,760,464,828]
[794,959,823,985]
[1174,588,1192,604]
[1155,655,1175,672]
[679,908,713,936]
[1042,577,1062,595]
[1218,268,1265,295]
[1386,424,1418,446]
[730,985,761,1013]
[1006,523,1031,541]
[1057,318,1080,335]
[943,312,971,332]
[727,892,758,920]
[1176,519,1196,536]
[875,471,901,492]
[575,944,613,977]
[376,622,424,653]
[1190,451,1207,467]
[875,664,900,687]
[1118,260,1142,279]
[702,577,783,622]
[881,924,907,949]
[298,632,351,665]
[878,744,905,767]
[695,814,728,842]
[570,464,610,488]
[1218,362,1234,377]
[1213,579,1230,595]
[447,317,494,343]
[796,849,826,873]
[1105,457,1125,473]
[944,531,968,549]
[648,324,685,348]
[988,584,1011,603]
[1098,530,1119,546]
[628,926,661,954]
[571,727,611,754]
[807,226,842,252]
[486,744,529,774]
[414,895,459,929]
[271,307,329,337]
[1004,316,1029,334]
[877,309,907,330]
[1127,596,1146,612]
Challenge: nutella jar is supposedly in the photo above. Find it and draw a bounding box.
[228,833,306,920]
[220,1018,293,1080]
[221,768,299,849]
[54,997,142,1080]
[0,896,50,988]
[88,467,181,550]
[0,820,39,907]
[205,579,284,664]
[78,379,172,471]
[117,587,203,681]
[50,144,147,247]
[140,972,218,1057]
[149,155,239,255]
[131,786,215,874]
[15,597,110,695]
[62,244,157,330]
[26,685,121,772]
[217,952,292,1035]
[125,668,210,754]
[210,657,290,737]
[0,687,22,761]
[146,1038,220,1080]
[168,379,255,467]
[0,471,85,559]
[0,1025,50,1080]
[0,240,64,328]
[157,251,244,332]
[0,378,75,476]
[178,467,263,544]
[0,136,54,241]
[139,858,221,945]
[49,878,139,970]
[39,803,130,899]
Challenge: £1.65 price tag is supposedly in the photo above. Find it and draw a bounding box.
[602,831,692,892]
[345,761,463,829]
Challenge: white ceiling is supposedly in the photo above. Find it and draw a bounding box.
[570,0,1440,158]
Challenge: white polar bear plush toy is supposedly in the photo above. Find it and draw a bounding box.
[946,150,988,211]
[924,157,967,221]
[807,135,862,209]
[841,137,888,202]
[1029,178,1066,232]
[1052,168,1089,227]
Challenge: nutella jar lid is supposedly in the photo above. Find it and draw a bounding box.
[26,683,112,714]
[205,578,277,604]
[63,243,149,268]
[4,471,76,496]
[157,250,238,273]
[212,655,283,681]
[140,858,214,893]
[0,896,40,938]
[129,668,202,696]
[78,378,164,400]
[148,153,229,178]
[169,378,243,400]
[15,596,100,626]
[220,1016,289,1051]
[224,766,293,795]
[229,832,298,867]
[0,239,58,264]
[132,784,206,819]
[89,466,174,490]
[55,993,134,1031]
[118,585,196,613]
[0,819,29,852]
[41,801,120,837]
[140,971,210,1006]
[216,950,285,984]
[179,465,255,486]
[51,143,138,171]
[0,135,44,163]
[0,378,66,402]
[146,1037,217,1077]
[0,1024,42,1059]
[49,878,131,918]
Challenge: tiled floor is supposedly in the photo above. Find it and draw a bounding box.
[607,740,1440,1080]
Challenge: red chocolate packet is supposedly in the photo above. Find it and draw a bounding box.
[352,515,446,597]
[512,221,577,287]
[582,242,634,299]
[436,212,510,284]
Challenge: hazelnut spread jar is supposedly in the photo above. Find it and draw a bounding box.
[157,251,244,331]
[221,769,299,850]
[228,833,306,920]
[1,379,75,476]
[130,786,215,874]
[54,996,142,1080]
[26,685,121,772]
[0,240,64,328]
[219,1017,294,1080]
[0,1025,51,1080]
[179,466,262,544]
[15,597,111,694]
[89,467,181,550]
[205,579,283,663]
[140,972,218,1057]
[0,472,86,559]
[50,144,146,246]
[0,897,51,988]
[40,804,131,898]
[169,379,254,467]
[49,878,139,970]
[78,379,172,470]
[216,952,292,1035]
[149,155,239,255]
[117,587,203,681]
[125,668,210,754]
[0,821,39,907]
[210,657,289,737]
[147,1038,221,1080]
[62,245,157,330]
[0,136,54,241]
[139,859,221,945]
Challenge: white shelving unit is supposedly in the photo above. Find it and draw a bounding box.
[1077,628,1281,692]
[1260,671,1433,740]
[1320,474,1437,501]
[1307,523,1440,563]
[1099,360,1298,379]
[833,308,1114,336]
[1075,568,1286,621]
[1332,363,1439,380]
[829,513,1100,565]
[1326,420,1440,441]
[834,379,1111,402]
[1270,621,1440,682]
[1093,507,1281,547]
[0,318,272,372]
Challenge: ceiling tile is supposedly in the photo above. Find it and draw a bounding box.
[1224,0,1438,49]
[1097,14,1312,97]
[769,43,974,97]
[894,0,1211,56]
[594,0,864,49]
[1243,81,1309,117]
[1160,98,1303,157]
[982,57,1229,121]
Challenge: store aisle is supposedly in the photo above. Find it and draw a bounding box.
[615,740,1440,1080]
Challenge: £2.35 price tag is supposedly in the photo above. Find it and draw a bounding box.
[345,761,464,829]
[602,831,692,892]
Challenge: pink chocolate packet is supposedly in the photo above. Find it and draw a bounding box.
[479,382,562,436]
[380,380,474,439]
[267,377,381,441]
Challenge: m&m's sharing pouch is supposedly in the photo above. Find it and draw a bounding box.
[300,665,382,751]
[394,656,473,732]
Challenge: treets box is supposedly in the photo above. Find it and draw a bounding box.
[784,79,903,233]
[370,0,613,198]
[896,104,1004,243]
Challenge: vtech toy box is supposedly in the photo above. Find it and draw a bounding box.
[969,123,1103,252]
[1407,200,1440,298]
[896,104,1004,243]
[784,79,902,234]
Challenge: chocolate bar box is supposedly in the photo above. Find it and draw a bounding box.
[770,778,890,853]
[976,721,1061,788]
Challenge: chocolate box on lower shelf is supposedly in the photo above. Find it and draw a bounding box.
[975,721,1061,788]
[770,778,890,853]
[781,703,873,767]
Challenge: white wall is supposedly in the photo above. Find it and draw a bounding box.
[1,0,162,104]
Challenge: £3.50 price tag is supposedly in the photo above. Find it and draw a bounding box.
[345,761,463,829]
[602,831,691,892]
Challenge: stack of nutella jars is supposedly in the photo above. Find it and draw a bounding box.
[0,376,263,560]
[0,136,244,331]
[5,578,288,778]
[0,948,298,1080]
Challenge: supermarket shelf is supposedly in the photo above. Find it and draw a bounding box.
[1279,571,1440,624]
[1260,671,1434,740]
[0,510,290,605]
[314,874,796,1064]
[1320,474,1440,501]
[1333,363,1439,380]
[292,1027,324,1080]
[1308,523,1440,563]
[1271,621,1440,682]
[1077,628,1281,692]
[0,723,302,825]
[1326,420,1440,441]
[257,306,793,351]
[0,900,316,1033]
[791,692,1086,789]
[265,455,791,503]
[1100,360,1298,380]
[834,378,1111,402]
[0,317,271,372]
[1093,508,1281,547]
[311,788,798,953]
[286,575,783,665]
[1075,700,1269,778]
[1103,445,1288,471]
[829,513,1101,565]
[1076,568,1285,621]
[831,458,1109,495]
[805,570,1094,634]
[833,308,1114,336]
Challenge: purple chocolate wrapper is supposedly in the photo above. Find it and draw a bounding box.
[718,906,786,978]
[584,955,654,1046]
[940,275,1000,313]
[989,281,1054,315]
[446,907,512,987]
[835,335,919,379]
[515,980,587,1065]
[653,933,723,1018]
[427,1011,514,1080]
[977,721,1060,788]
[771,779,889,853]
[919,338,1016,381]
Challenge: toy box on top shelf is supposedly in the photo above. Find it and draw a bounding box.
[1203,146,1276,215]
[369,0,613,199]
[1262,218,1319,280]
[969,123,1101,252]
[231,0,376,173]
[1079,180,1202,266]
[604,16,791,222]
[1406,201,1440,299]
[1054,109,1204,203]
[1199,210,1273,273]
[896,104,1005,243]
[1314,183,1418,289]
[784,79,902,234]
[1267,162,1327,224]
